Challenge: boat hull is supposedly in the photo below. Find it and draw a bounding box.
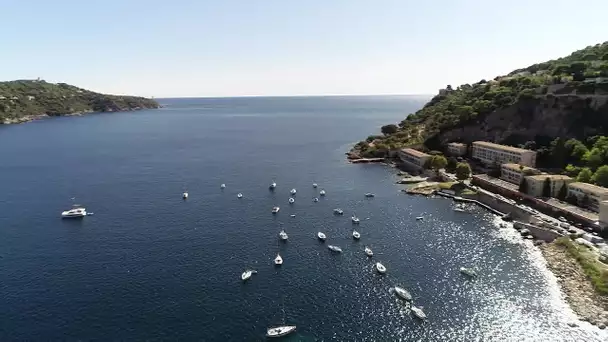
[266,325,296,338]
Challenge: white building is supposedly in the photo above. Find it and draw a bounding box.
[525,174,573,198]
[397,148,431,171]
[599,201,608,225]
[568,182,608,212]
[472,141,537,167]
[500,163,540,185]
[447,142,467,156]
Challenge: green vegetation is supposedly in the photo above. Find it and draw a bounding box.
[351,41,608,160]
[428,155,447,171]
[455,162,471,181]
[577,167,593,182]
[0,79,159,123]
[592,165,608,187]
[555,237,608,295]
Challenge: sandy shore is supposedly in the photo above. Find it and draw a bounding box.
[540,242,608,328]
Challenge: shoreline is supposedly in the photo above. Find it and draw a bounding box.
[1,107,158,125]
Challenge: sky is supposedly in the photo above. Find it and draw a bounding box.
[2,0,607,98]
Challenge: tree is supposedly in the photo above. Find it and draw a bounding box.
[446,156,458,172]
[455,162,471,181]
[557,183,567,201]
[577,167,593,183]
[581,194,591,208]
[542,177,552,198]
[592,165,608,187]
[429,155,447,170]
[565,193,579,205]
[519,178,529,193]
[564,164,582,177]
[381,124,398,135]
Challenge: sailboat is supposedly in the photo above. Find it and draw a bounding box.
[266,298,296,338]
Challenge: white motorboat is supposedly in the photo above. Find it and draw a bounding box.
[365,193,375,198]
[312,183,318,188]
[241,270,257,281]
[237,193,243,198]
[394,286,413,301]
[411,306,427,320]
[266,325,296,338]
[221,183,226,189]
[61,206,87,218]
[454,207,466,212]
[459,267,478,278]
[416,216,424,221]
[272,206,280,214]
[289,197,295,204]
[364,246,373,257]
[279,230,288,241]
[274,253,283,265]
[328,245,342,253]
[317,232,327,241]
[351,216,360,224]
[333,208,344,215]
[352,230,361,240]
[375,262,387,274]
[290,188,297,195]
[313,197,319,202]
[290,214,296,218]
[182,192,188,199]
[319,189,326,196]
[269,181,277,190]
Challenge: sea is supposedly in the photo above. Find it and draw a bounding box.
[0,96,605,341]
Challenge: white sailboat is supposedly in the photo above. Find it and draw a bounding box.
[375,262,387,274]
[351,215,360,224]
[327,245,342,253]
[182,192,188,199]
[220,183,226,189]
[274,253,283,265]
[352,230,361,239]
[312,183,318,188]
[364,246,373,257]
[317,232,327,241]
[319,189,326,196]
[266,299,296,338]
[394,286,413,301]
[279,230,288,241]
[411,306,427,320]
[237,193,243,198]
[288,197,295,204]
[290,188,297,195]
[269,181,277,190]
[241,270,257,281]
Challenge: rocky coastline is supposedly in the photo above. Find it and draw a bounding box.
[540,242,608,328]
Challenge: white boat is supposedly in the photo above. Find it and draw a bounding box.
[454,207,466,212]
[365,193,375,198]
[351,216,360,224]
[352,230,361,239]
[333,208,344,215]
[375,262,386,274]
[416,216,424,221]
[313,197,319,202]
[312,183,318,188]
[61,206,87,218]
[317,232,327,241]
[364,246,373,257]
[241,270,257,281]
[182,192,188,199]
[394,286,412,301]
[274,253,283,265]
[221,183,226,189]
[290,188,297,195]
[328,245,342,253]
[279,230,288,241]
[411,306,427,320]
[319,189,326,196]
[266,325,296,338]
[459,267,477,278]
[269,181,277,190]
[289,197,295,204]
[272,206,280,214]
[237,193,243,198]
[290,214,296,218]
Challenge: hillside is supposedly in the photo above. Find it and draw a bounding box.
[352,42,608,165]
[0,80,160,124]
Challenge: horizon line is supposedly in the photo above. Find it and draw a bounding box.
[152,93,434,99]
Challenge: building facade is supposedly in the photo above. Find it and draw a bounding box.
[500,163,540,185]
[447,142,467,156]
[599,201,608,225]
[525,174,573,198]
[397,148,431,171]
[567,182,608,212]
[472,141,537,167]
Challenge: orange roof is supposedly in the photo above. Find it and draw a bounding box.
[400,148,430,158]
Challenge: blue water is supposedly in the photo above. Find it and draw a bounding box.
[0,96,605,341]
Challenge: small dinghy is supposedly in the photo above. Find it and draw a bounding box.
[352,230,361,240]
[394,286,412,301]
[241,270,257,281]
[312,183,318,188]
[290,214,296,218]
[317,232,327,241]
[182,192,188,199]
[269,181,277,190]
[272,206,280,214]
[351,216,360,224]
[290,188,297,195]
[319,189,326,196]
[313,197,319,202]
[416,216,424,221]
[220,183,226,189]
[411,306,427,320]
[328,245,342,253]
[364,246,373,257]
[288,197,295,204]
[279,230,288,241]
[333,208,344,215]
[274,253,283,266]
[237,193,243,198]
[375,262,387,274]
[365,193,375,198]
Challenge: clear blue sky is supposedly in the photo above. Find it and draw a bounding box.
[2,0,607,97]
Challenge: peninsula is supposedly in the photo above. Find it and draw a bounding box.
[0,79,160,124]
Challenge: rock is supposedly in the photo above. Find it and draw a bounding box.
[567,322,578,327]
[598,323,606,329]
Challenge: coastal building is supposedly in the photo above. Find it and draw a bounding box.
[471,141,536,167]
[567,182,608,212]
[599,201,608,225]
[397,148,431,172]
[447,142,467,156]
[525,174,573,198]
[500,163,540,185]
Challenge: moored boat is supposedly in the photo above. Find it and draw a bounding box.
[317,232,327,241]
[375,262,386,274]
[61,206,87,219]
[394,286,412,301]
[272,206,280,214]
[328,245,342,253]
[364,246,373,257]
[411,306,427,320]
[352,230,361,239]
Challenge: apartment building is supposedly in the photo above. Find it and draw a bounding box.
[568,182,608,212]
[500,163,540,185]
[600,201,608,225]
[447,142,467,156]
[397,148,431,171]
[472,141,536,167]
[525,174,573,198]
